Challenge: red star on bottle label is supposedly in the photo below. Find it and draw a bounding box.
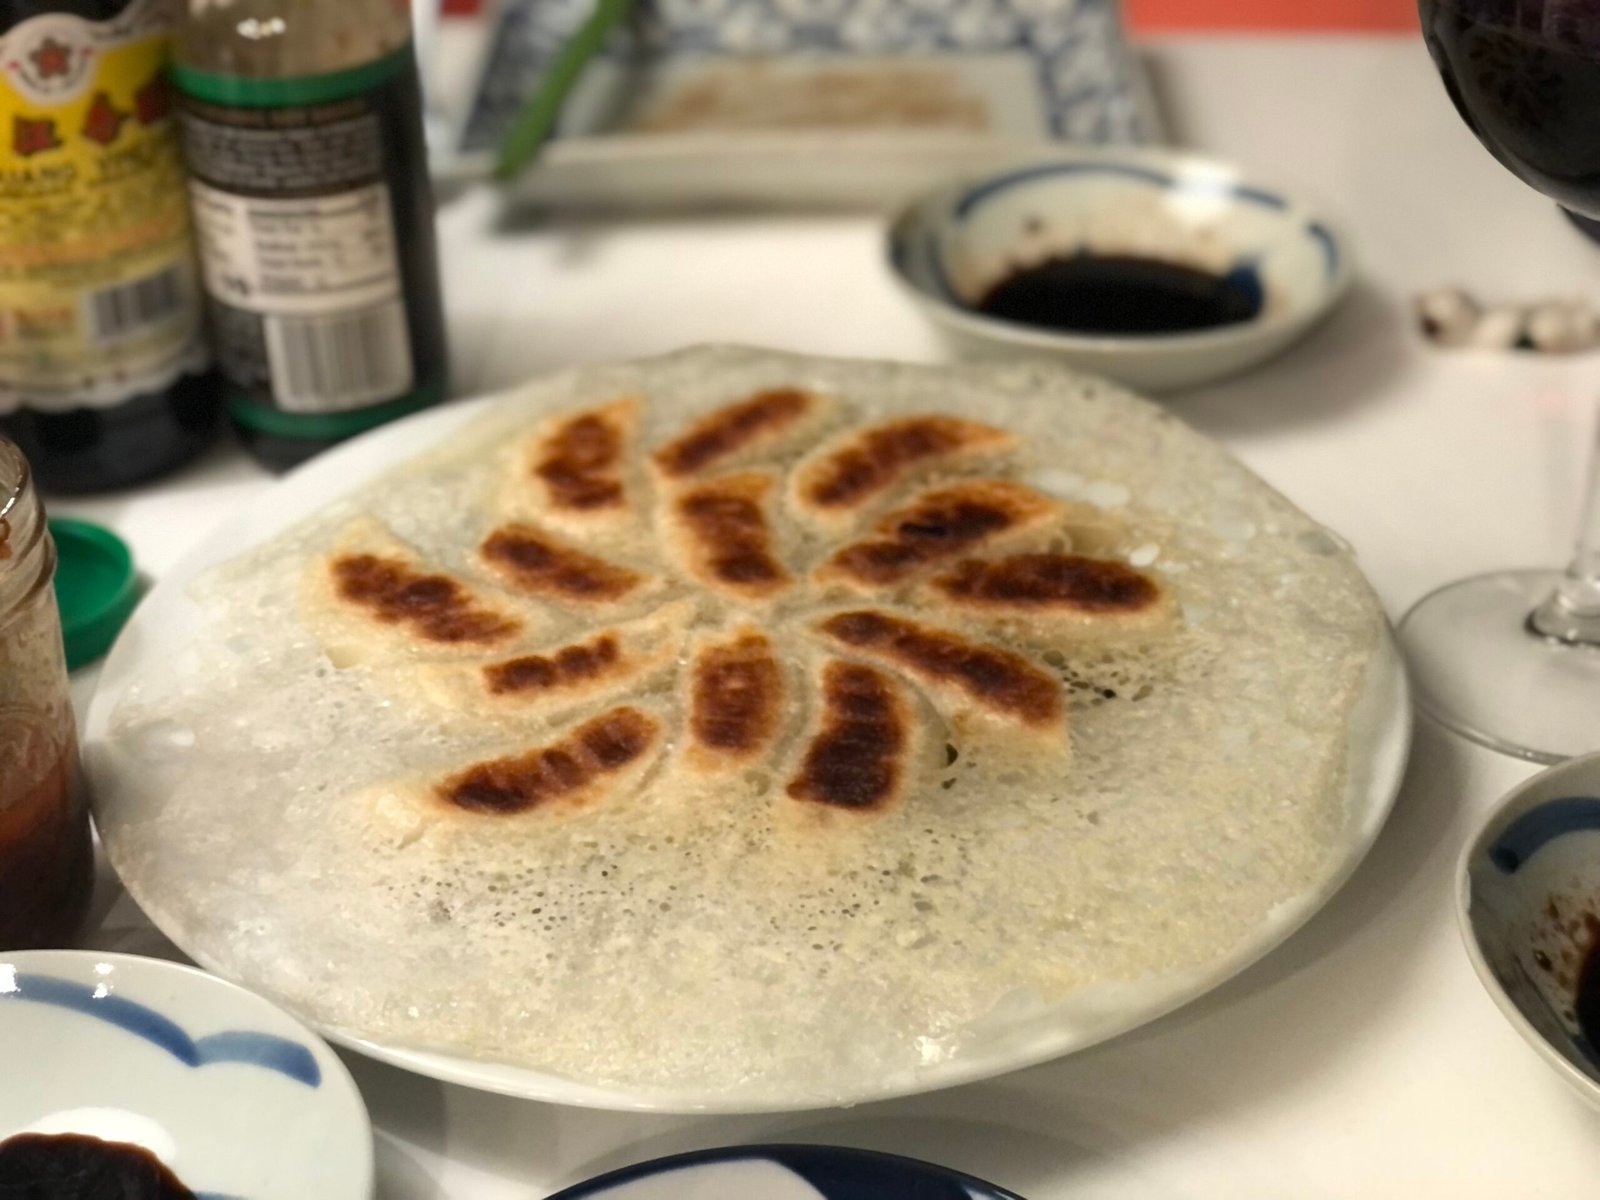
[81,90,126,145]
[27,36,72,79]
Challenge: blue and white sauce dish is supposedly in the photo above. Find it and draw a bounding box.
[888,149,1351,393]
[0,950,373,1198]
[547,1144,1024,1200]
[1460,751,1600,1110]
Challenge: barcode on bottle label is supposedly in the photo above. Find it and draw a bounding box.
[263,300,414,413]
[83,266,189,343]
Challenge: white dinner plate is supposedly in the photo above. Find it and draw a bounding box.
[84,382,1411,1113]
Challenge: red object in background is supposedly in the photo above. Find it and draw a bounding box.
[435,0,1418,31]
[1123,0,1416,31]
[11,115,60,156]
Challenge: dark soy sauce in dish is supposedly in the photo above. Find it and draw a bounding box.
[0,1132,196,1199]
[976,254,1262,336]
[1575,915,1600,1050]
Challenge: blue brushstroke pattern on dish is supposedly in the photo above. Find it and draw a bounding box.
[1467,792,1600,1080]
[462,0,1154,152]
[1307,222,1340,280]
[952,160,1174,217]
[1485,796,1600,873]
[0,973,321,1088]
[546,1144,1025,1199]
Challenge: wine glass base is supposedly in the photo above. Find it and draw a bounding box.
[1398,568,1600,765]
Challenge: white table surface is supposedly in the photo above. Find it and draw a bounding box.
[52,33,1600,1199]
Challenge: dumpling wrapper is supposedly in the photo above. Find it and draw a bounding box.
[781,657,935,824]
[815,478,1065,592]
[478,521,657,612]
[662,471,793,606]
[681,625,791,775]
[924,552,1177,643]
[502,397,643,541]
[405,600,697,723]
[651,387,834,482]
[815,608,1068,755]
[301,516,535,668]
[789,415,1017,535]
[362,705,665,848]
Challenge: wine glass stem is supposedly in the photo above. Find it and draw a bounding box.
[1531,404,1600,644]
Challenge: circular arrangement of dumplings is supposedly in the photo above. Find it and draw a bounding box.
[99,348,1384,1105]
[308,387,1178,830]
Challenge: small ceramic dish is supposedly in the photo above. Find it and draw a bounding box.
[0,950,373,1198]
[547,1144,1025,1199]
[1459,750,1600,1110]
[887,149,1351,392]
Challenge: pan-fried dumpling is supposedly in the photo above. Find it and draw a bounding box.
[782,658,929,819]
[815,479,1063,591]
[789,415,1017,534]
[409,600,696,722]
[651,387,833,481]
[815,609,1066,750]
[662,471,793,604]
[926,553,1176,640]
[478,522,653,609]
[682,625,789,774]
[302,516,531,668]
[364,706,665,847]
[504,398,641,537]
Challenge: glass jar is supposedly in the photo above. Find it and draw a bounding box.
[0,437,91,949]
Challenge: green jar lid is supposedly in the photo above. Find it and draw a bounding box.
[49,518,139,671]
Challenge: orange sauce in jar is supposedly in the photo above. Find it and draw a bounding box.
[0,438,92,950]
[0,714,91,949]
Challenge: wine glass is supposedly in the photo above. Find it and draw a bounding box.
[1404,0,1600,763]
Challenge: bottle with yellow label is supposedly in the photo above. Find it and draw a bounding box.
[0,0,220,493]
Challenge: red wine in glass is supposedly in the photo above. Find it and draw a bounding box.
[1404,0,1600,762]
[1421,0,1600,218]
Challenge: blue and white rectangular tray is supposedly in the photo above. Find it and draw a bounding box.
[451,0,1164,209]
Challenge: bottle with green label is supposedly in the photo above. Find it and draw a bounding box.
[171,0,447,471]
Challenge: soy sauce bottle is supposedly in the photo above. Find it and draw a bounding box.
[0,0,221,494]
[171,0,447,472]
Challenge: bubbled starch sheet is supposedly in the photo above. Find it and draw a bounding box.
[94,346,1383,1106]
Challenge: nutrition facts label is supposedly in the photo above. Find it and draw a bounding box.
[188,179,401,316]
[176,61,428,417]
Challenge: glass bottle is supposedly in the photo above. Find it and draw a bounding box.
[0,436,92,950]
[172,0,448,471]
[0,0,221,494]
